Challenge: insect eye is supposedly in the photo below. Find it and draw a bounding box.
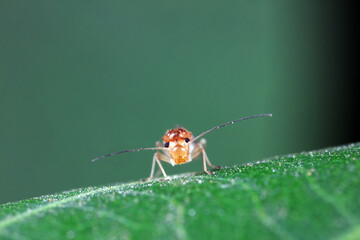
[184,138,190,143]
[164,142,169,148]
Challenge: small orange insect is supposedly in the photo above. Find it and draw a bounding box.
[92,114,272,181]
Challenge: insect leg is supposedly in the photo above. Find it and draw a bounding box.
[201,148,213,175]
[156,157,168,180]
[189,139,206,160]
[191,139,221,171]
[150,153,157,179]
[202,148,221,169]
[143,151,170,181]
[142,153,158,182]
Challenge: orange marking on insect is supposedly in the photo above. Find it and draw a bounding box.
[92,114,272,181]
[162,128,192,164]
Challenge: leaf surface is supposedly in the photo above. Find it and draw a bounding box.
[1,143,360,240]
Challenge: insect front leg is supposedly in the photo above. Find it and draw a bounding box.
[141,153,157,182]
[190,139,221,175]
[142,141,173,182]
[203,150,221,170]
[201,148,219,175]
[142,152,168,182]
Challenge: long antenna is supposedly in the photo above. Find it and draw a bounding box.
[92,147,166,162]
[191,113,272,142]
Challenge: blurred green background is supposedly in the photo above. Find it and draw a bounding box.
[0,1,357,204]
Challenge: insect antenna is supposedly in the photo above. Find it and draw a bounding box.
[191,113,272,142]
[92,147,166,162]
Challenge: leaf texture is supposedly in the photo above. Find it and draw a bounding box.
[1,143,359,240]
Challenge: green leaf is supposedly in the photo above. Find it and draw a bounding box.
[1,143,360,240]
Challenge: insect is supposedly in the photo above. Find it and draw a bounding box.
[92,113,272,181]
